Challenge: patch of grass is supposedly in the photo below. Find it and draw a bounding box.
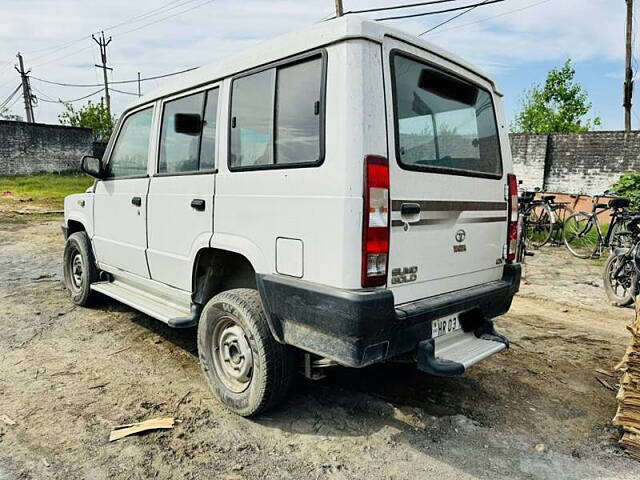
[0,172,94,211]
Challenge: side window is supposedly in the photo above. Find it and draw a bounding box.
[229,54,323,170]
[275,58,322,164]
[199,88,219,170]
[107,107,153,178]
[230,69,275,168]
[159,88,219,174]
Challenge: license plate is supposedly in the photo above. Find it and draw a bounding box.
[431,314,461,339]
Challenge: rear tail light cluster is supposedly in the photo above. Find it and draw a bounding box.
[362,155,390,287]
[506,173,518,263]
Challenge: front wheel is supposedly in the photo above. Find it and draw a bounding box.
[563,212,599,258]
[525,203,554,248]
[197,288,294,417]
[63,231,99,306]
[603,254,636,307]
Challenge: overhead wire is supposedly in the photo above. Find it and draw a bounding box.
[0,84,21,109]
[419,0,495,34]
[376,0,505,21]
[30,66,198,87]
[345,0,461,15]
[424,0,553,36]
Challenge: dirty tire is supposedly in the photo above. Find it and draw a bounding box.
[63,231,99,306]
[197,288,294,417]
[603,254,636,307]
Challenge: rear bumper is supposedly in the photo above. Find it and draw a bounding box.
[256,264,521,370]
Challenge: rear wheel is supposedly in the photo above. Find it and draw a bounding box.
[563,212,599,258]
[525,203,553,248]
[63,231,99,306]
[197,288,294,417]
[603,253,636,306]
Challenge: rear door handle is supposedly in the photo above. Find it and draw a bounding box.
[191,198,205,211]
[131,196,142,207]
[401,203,421,216]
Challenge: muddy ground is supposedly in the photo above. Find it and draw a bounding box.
[1,215,639,479]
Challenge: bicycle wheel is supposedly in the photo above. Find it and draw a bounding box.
[609,218,633,251]
[525,203,553,248]
[603,253,636,306]
[563,212,599,258]
[551,204,574,244]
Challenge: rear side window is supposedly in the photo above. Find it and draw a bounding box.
[107,107,154,178]
[159,88,219,174]
[229,54,324,170]
[392,53,502,178]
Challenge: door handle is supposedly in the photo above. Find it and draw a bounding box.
[131,196,142,207]
[400,203,421,216]
[191,198,205,211]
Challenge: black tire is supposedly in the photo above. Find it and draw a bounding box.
[63,231,99,306]
[197,288,294,417]
[525,203,554,248]
[603,254,636,307]
[563,212,599,259]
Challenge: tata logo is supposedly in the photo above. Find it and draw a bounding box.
[455,229,466,243]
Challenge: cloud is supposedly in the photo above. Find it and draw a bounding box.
[0,0,627,126]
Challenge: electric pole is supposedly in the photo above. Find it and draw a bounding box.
[625,0,633,132]
[15,52,35,123]
[92,31,113,116]
[137,72,141,98]
[335,0,343,17]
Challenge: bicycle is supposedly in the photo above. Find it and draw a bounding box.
[563,196,632,259]
[603,213,640,306]
[516,190,536,262]
[521,191,574,249]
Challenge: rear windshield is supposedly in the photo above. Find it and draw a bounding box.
[391,53,502,178]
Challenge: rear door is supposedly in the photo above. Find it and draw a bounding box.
[383,39,508,305]
[146,87,220,291]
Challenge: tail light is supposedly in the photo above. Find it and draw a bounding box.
[362,155,390,288]
[506,173,518,263]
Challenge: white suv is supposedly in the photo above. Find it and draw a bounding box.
[62,16,520,416]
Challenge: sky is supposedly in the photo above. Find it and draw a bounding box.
[0,0,632,130]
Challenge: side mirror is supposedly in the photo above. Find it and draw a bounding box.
[174,113,202,135]
[81,155,104,179]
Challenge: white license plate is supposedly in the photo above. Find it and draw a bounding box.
[431,314,461,339]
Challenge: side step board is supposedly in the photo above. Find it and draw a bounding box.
[417,320,508,376]
[91,280,198,328]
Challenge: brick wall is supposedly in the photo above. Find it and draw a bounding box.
[510,131,640,195]
[0,120,93,175]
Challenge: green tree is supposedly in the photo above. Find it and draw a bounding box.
[512,59,601,133]
[58,100,116,141]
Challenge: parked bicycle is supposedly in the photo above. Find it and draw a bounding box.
[563,196,632,259]
[516,190,536,262]
[521,190,574,249]
[603,213,640,306]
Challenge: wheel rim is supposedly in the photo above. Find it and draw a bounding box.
[69,250,84,292]
[526,205,553,248]
[607,256,634,301]
[211,318,253,393]
[564,214,597,257]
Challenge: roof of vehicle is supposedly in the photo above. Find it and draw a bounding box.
[129,15,496,110]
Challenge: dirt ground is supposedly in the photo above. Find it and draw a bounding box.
[1,215,640,480]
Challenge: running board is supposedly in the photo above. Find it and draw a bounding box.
[91,280,198,328]
[417,321,508,376]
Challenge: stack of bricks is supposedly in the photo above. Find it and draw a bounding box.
[613,301,640,459]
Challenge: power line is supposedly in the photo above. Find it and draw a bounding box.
[375,0,505,21]
[346,0,460,15]
[420,0,493,34]
[0,84,21,109]
[31,66,198,87]
[36,88,105,104]
[110,87,140,96]
[425,0,552,36]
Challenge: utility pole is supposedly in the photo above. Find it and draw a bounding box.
[335,0,343,17]
[137,72,141,98]
[92,31,112,115]
[625,0,634,132]
[15,52,35,123]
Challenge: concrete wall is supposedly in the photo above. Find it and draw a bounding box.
[510,131,640,195]
[0,120,93,175]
